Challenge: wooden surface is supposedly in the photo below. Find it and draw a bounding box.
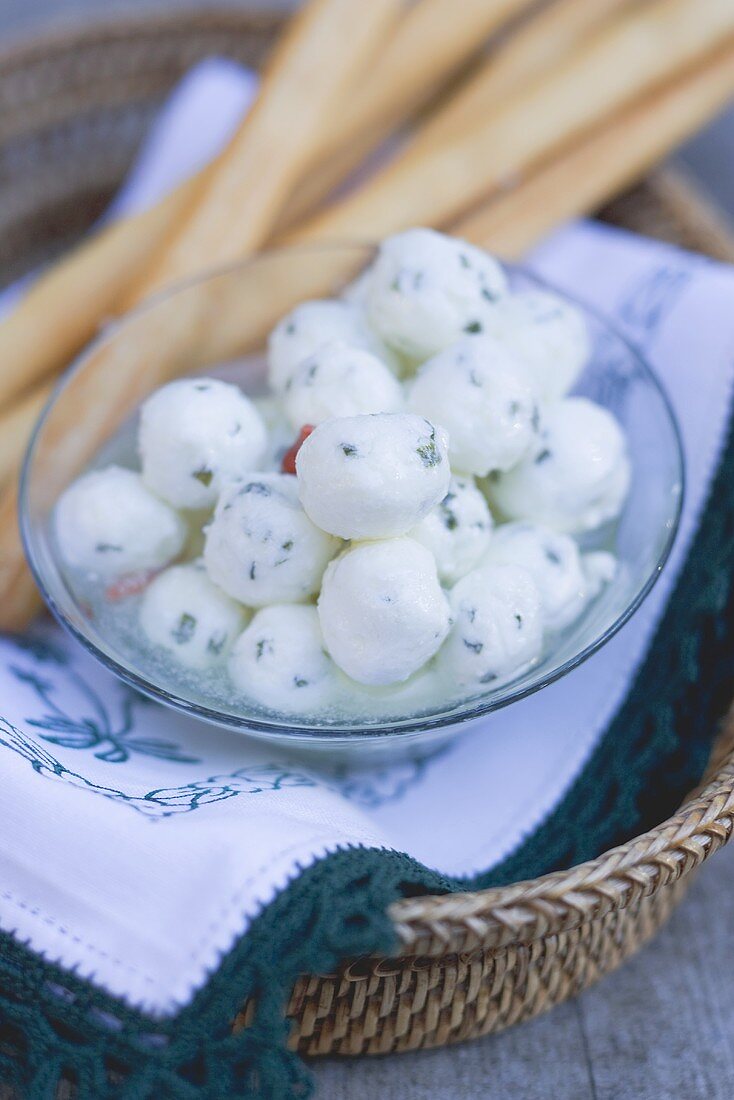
[1,2,734,1098]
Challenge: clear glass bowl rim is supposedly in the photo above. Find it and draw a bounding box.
[19,241,685,745]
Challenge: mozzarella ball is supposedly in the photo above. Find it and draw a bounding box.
[488,290,589,401]
[409,475,493,585]
[139,378,267,509]
[408,336,540,475]
[203,473,339,606]
[483,522,590,632]
[364,228,507,361]
[437,563,543,691]
[283,341,403,430]
[228,604,339,714]
[139,561,247,670]
[487,397,631,534]
[54,466,186,579]
[296,413,450,539]
[318,538,451,685]
[268,299,394,392]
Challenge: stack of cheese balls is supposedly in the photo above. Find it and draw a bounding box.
[54,228,629,719]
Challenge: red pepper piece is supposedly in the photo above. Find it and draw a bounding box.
[281,424,315,475]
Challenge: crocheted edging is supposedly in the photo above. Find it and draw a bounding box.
[3,383,734,1099]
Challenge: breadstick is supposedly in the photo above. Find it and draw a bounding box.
[286,0,734,244]
[407,0,641,158]
[454,43,734,256]
[0,0,400,412]
[133,0,402,295]
[276,0,536,229]
[0,483,43,630]
[0,381,53,487]
[0,173,203,409]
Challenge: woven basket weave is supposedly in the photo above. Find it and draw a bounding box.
[1,7,734,1059]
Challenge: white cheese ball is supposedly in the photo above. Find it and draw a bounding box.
[139,378,267,509]
[408,336,541,476]
[268,299,395,392]
[283,341,403,430]
[409,475,493,585]
[296,413,450,540]
[54,466,186,579]
[364,228,507,361]
[488,397,631,534]
[488,289,589,401]
[483,522,590,632]
[318,538,451,686]
[228,604,339,715]
[437,563,543,691]
[139,561,247,670]
[203,473,339,606]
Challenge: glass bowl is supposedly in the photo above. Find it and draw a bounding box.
[20,244,683,764]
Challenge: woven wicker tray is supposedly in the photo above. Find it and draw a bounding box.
[1,8,734,1059]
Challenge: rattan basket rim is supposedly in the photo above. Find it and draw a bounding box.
[389,728,734,954]
[1,7,733,972]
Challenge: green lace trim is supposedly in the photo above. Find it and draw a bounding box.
[3,391,734,1099]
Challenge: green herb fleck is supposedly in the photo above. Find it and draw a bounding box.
[193,467,213,487]
[95,543,123,553]
[464,321,483,334]
[241,481,271,496]
[207,632,228,655]
[535,448,552,464]
[294,676,309,688]
[464,639,483,654]
[545,547,561,565]
[439,492,459,531]
[417,426,441,468]
[249,562,257,581]
[172,613,196,644]
[341,443,358,457]
[515,613,523,628]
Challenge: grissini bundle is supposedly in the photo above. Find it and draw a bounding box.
[0,0,400,411]
[120,0,401,296]
[275,0,537,228]
[405,0,641,158]
[0,0,403,630]
[286,0,734,244]
[454,41,734,257]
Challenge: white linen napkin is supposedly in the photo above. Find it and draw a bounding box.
[0,60,732,1018]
